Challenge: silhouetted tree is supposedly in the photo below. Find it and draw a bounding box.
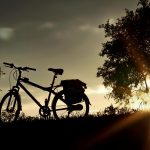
[104,104,118,115]
[0,67,5,78]
[97,0,150,105]
[103,104,138,115]
[0,67,5,91]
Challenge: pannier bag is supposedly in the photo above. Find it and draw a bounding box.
[60,79,87,104]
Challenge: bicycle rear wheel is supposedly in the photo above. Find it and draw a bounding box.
[52,90,90,119]
[0,92,21,123]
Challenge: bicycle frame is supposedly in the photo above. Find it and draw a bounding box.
[14,71,59,109]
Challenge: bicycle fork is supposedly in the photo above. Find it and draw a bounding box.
[7,88,22,113]
[6,94,16,112]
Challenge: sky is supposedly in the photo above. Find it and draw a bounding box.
[0,0,138,116]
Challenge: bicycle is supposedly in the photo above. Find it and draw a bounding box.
[0,62,90,122]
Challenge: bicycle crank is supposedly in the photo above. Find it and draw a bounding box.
[39,106,51,118]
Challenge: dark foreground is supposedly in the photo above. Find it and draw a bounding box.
[0,112,150,150]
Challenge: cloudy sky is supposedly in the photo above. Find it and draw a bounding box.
[0,0,138,116]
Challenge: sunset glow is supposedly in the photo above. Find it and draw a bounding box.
[0,0,138,117]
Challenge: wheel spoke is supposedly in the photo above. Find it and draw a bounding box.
[52,90,89,119]
[0,92,20,123]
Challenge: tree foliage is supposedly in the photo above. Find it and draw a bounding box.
[103,104,138,115]
[97,0,150,104]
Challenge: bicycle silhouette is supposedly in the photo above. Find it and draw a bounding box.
[0,62,90,122]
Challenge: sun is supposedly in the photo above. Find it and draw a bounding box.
[130,91,150,111]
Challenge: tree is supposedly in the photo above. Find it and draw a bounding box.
[103,104,118,115]
[0,67,5,78]
[97,0,150,105]
[0,67,5,91]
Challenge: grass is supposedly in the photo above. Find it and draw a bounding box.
[0,111,150,150]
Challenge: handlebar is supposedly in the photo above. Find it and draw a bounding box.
[3,62,36,72]
[23,67,36,71]
[3,62,14,68]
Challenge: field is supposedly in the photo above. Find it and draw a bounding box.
[0,111,150,150]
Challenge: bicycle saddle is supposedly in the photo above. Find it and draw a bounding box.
[48,68,64,75]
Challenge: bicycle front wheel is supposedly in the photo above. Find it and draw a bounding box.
[52,90,90,119]
[0,92,21,123]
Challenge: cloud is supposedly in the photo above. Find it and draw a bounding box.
[78,24,99,34]
[78,24,91,31]
[86,85,112,95]
[0,27,14,40]
[39,22,55,31]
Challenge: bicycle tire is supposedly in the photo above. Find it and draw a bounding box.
[52,90,90,119]
[0,91,21,123]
